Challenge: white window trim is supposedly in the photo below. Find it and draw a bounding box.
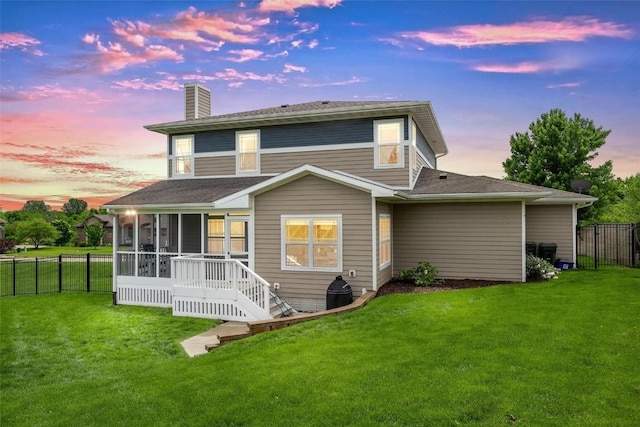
[236,129,260,175]
[411,121,417,170]
[281,214,343,272]
[172,134,194,177]
[379,214,391,269]
[374,118,405,169]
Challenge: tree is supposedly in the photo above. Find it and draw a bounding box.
[85,222,105,248]
[21,200,51,213]
[62,198,88,216]
[15,218,59,249]
[51,218,74,246]
[601,173,640,223]
[502,109,619,223]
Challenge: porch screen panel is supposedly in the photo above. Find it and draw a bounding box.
[159,214,178,253]
[182,214,202,253]
[138,214,154,252]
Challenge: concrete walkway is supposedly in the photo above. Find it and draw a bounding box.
[181,321,250,357]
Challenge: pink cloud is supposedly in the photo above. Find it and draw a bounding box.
[172,7,270,44]
[283,63,307,73]
[399,16,634,48]
[226,48,264,62]
[259,0,341,13]
[214,68,286,85]
[83,35,183,73]
[472,61,547,73]
[14,84,108,104]
[0,32,43,55]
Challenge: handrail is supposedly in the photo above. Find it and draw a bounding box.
[171,257,271,319]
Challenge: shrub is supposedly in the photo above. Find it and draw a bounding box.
[526,255,560,281]
[398,262,438,286]
[0,238,16,254]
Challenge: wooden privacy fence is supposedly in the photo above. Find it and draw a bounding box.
[576,223,639,269]
[0,254,113,297]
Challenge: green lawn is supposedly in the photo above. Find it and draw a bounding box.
[1,269,639,426]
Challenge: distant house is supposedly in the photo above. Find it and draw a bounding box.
[103,83,596,321]
[0,218,5,239]
[76,214,113,245]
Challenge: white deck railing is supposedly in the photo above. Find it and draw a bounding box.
[171,256,272,322]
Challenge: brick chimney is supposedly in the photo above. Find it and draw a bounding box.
[184,83,211,120]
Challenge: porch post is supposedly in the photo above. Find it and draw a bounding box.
[112,213,119,304]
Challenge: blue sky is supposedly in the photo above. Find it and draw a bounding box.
[1,0,638,210]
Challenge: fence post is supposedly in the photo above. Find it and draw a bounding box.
[593,224,600,270]
[58,255,63,293]
[35,258,39,295]
[12,258,16,296]
[86,253,91,293]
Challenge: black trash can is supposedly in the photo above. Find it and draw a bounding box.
[526,241,537,256]
[537,242,558,264]
[326,276,353,310]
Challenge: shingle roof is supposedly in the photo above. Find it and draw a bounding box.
[103,176,271,208]
[408,168,596,202]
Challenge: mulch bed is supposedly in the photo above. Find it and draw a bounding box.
[376,279,513,296]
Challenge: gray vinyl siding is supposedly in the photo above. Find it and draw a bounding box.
[254,174,374,301]
[261,146,410,187]
[526,205,574,262]
[180,116,409,153]
[185,86,196,121]
[195,155,236,176]
[377,202,392,288]
[393,202,523,282]
[416,129,436,167]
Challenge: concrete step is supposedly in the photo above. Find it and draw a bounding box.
[181,321,249,357]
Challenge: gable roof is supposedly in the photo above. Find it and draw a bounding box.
[212,164,397,209]
[102,176,270,211]
[404,169,596,204]
[144,100,447,156]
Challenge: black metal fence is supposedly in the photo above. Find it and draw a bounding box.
[576,223,639,269]
[0,254,113,297]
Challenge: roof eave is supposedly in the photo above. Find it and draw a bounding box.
[103,202,215,213]
[398,191,551,202]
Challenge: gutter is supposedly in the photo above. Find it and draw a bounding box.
[394,191,551,202]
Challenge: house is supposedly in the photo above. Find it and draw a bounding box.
[76,214,114,245]
[103,83,596,321]
[0,218,5,239]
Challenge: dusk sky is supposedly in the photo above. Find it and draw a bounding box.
[1,0,638,212]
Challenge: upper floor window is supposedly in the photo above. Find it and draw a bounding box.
[173,135,194,177]
[374,119,404,168]
[282,215,342,272]
[236,130,260,174]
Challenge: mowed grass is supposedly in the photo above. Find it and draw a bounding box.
[1,269,639,426]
